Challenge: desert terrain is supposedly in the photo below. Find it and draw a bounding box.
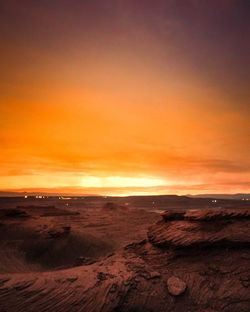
[0,195,249,312]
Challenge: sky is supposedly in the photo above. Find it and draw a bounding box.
[0,0,249,196]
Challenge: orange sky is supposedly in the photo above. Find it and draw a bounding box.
[0,0,249,195]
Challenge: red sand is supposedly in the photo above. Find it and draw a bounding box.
[0,199,249,311]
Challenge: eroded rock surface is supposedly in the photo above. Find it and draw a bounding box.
[0,208,249,312]
[148,208,250,248]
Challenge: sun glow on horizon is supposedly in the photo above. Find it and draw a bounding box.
[80,176,167,188]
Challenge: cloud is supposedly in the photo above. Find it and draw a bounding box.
[2,180,250,196]
[0,0,249,194]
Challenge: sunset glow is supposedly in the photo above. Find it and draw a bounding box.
[80,176,167,188]
[0,0,249,196]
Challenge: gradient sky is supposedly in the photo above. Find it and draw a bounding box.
[0,0,249,195]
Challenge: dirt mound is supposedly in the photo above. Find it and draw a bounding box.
[101,202,128,212]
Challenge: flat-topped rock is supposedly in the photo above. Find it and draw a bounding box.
[185,208,250,221]
[148,209,250,248]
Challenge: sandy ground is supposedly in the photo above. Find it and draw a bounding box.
[0,201,160,273]
[0,198,249,312]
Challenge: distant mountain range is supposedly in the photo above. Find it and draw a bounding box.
[0,191,249,200]
[187,194,250,200]
[0,191,100,197]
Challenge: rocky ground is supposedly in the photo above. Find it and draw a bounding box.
[0,202,249,312]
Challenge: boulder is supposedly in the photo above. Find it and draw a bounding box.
[167,276,186,296]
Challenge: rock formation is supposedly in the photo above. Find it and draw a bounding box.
[148,208,250,248]
[0,208,249,312]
